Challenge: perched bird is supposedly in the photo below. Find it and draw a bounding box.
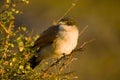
[29,17,79,69]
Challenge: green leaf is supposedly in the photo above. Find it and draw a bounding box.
[18,41,24,52]
[21,26,27,31]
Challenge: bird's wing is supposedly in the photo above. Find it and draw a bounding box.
[32,25,59,49]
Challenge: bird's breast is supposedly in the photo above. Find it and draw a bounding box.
[53,26,79,56]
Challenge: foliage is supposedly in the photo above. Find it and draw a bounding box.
[0,0,77,80]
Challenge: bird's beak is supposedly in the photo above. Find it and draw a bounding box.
[58,22,66,25]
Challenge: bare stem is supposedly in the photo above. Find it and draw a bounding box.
[41,38,95,78]
[6,21,14,38]
[79,25,88,37]
[41,56,64,78]
[79,39,96,49]
[58,53,73,75]
[54,0,79,25]
[0,22,8,33]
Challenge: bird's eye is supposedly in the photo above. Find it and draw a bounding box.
[66,21,72,25]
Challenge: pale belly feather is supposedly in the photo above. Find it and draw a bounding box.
[53,29,79,56]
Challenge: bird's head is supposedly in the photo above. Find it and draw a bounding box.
[58,17,76,26]
[57,17,78,32]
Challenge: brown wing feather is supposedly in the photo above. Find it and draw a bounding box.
[32,25,59,49]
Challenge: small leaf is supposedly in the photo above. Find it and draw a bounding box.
[21,26,27,31]
[6,0,10,3]
[12,57,16,62]
[10,62,13,66]
[19,65,24,70]
[26,65,31,70]
[18,41,24,52]
[15,10,20,14]
[10,43,14,48]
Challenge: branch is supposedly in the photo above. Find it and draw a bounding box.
[57,38,96,77]
[79,25,88,37]
[41,56,64,78]
[0,22,8,33]
[6,21,14,38]
[79,39,95,49]
[54,0,79,25]
[41,38,95,78]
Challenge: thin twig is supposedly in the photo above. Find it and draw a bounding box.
[41,56,64,78]
[58,53,73,75]
[6,21,14,38]
[54,0,78,25]
[0,22,8,33]
[8,21,14,32]
[79,25,88,37]
[79,39,96,49]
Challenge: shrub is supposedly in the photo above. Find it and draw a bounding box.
[0,0,77,80]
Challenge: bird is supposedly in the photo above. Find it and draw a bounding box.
[28,17,79,69]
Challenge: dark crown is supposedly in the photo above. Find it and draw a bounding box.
[59,17,76,26]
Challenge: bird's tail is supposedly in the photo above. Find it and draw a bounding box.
[28,55,42,69]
